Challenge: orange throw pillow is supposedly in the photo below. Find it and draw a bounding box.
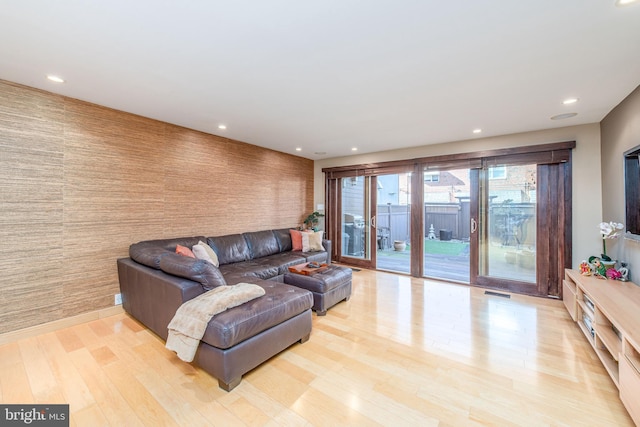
[175,244,196,258]
[290,229,304,251]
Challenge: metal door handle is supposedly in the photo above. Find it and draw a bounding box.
[471,218,477,233]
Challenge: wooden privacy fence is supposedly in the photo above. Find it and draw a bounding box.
[376,202,469,244]
[376,201,533,246]
[376,204,411,245]
[425,202,468,240]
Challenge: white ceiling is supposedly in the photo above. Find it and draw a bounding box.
[1,1,639,160]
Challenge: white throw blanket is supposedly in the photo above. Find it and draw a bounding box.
[165,283,265,362]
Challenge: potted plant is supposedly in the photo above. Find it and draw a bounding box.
[303,211,325,231]
[599,221,624,260]
[598,221,624,270]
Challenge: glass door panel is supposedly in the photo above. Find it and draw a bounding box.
[480,164,537,283]
[375,173,411,274]
[423,168,471,282]
[340,176,373,266]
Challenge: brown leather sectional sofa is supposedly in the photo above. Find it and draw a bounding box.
[117,229,331,390]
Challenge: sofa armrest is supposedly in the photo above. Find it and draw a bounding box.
[322,239,332,265]
[117,258,204,340]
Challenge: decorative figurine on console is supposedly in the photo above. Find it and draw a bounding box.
[606,268,622,280]
[579,260,591,276]
[594,258,607,278]
[588,256,608,279]
[618,262,630,281]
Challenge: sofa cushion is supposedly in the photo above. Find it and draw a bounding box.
[130,237,207,269]
[130,244,170,269]
[273,228,293,252]
[243,230,280,259]
[260,252,308,275]
[303,250,329,264]
[207,234,251,265]
[159,253,227,290]
[201,281,312,349]
[219,259,280,284]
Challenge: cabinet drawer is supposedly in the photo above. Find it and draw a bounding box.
[620,354,640,426]
[562,279,577,321]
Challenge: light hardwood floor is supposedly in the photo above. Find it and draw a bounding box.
[0,269,634,426]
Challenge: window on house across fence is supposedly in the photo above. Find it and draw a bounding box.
[488,165,506,179]
[424,172,440,182]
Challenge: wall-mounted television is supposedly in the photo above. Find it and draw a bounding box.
[624,145,640,237]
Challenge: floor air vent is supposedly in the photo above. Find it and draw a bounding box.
[351,268,361,272]
[484,291,510,298]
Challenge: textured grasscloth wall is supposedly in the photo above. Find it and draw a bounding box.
[0,80,313,334]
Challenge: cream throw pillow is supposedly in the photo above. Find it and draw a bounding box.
[192,241,220,267]
[302,231,324,252]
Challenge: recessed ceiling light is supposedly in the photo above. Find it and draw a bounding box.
[551,113,578,120]
[314,151,326,155]
[616,0,638,6]
[217,124,227,130]
[46,75,65,83]
[562,98,579,105]
[472,129,482,134]
[295,147,302,152]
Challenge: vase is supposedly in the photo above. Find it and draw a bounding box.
[393,241,406,251]
[601,260,616,270]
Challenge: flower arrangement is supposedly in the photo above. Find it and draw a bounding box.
[599,221,624,261]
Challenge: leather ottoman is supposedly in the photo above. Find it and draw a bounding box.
[284,265,352,315]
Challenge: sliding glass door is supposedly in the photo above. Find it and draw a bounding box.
[479,164,537,284]
[474,160,569,298]
[338,175,375,268]
[375,173,411,274]
[337,173,413,273]
[423,168,471,282]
